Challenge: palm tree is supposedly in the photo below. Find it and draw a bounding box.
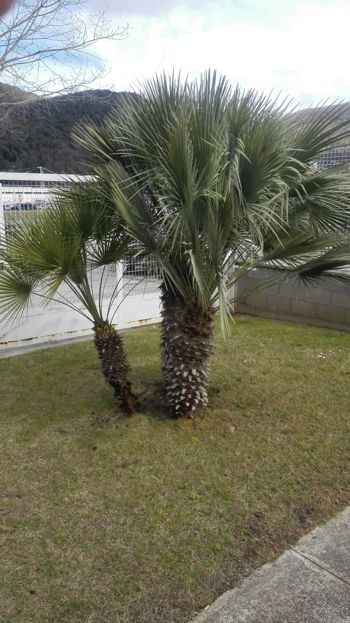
[0,181,136,414]
[74,72,350,418]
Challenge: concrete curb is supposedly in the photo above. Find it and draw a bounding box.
[191,507,350,622]
[0,333,92,358]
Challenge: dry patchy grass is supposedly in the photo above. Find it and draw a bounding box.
[1,316,350,622]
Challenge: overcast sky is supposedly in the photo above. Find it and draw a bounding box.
[89,0,350,105]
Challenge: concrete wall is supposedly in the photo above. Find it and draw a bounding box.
[234,267,350,331]
[2,265,350,351]
[0,291,162,351]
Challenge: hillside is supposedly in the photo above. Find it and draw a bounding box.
[0,82,38,105]
[1,88,350,174]
[290,102,350,146]
[0,88,130,173]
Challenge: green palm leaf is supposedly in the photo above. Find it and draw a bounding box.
[73,71,350,417]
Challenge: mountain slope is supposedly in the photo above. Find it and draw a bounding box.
[0,89,129,173]
[1,91,350,174]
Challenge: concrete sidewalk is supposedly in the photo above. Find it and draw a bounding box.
[191,507,350,623]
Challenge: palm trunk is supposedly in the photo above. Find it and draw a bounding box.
[93,322,135,415]
[161,289,214,418]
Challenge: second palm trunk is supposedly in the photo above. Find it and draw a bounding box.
[94,322,135,415]
[161,290,214,418]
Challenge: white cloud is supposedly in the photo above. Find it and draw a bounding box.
[91,0,350,105]
[88,0,203,16]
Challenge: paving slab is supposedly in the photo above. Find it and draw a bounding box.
[293,507,350,583]
[191,509,350,623]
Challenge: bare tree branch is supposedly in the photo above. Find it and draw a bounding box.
[0,0,128,102]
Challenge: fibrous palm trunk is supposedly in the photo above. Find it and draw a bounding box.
[93,322,135,415]
[161,289,214,418]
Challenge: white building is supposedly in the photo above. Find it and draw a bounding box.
[0,171,92,208]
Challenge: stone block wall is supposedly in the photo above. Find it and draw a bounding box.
[234,267,350,331]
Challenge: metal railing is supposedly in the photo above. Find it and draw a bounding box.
[122,257,162,296]
[315,146,350,169]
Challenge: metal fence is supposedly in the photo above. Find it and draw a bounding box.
[2,207,47,239]
[0,256,162,350]
[122,256,162,296]
[0,177,162,297]
[315,146,350,169]
[0,172,91,240]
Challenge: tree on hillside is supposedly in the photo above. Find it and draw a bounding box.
[0,0,128,110]
[75,72,350,418]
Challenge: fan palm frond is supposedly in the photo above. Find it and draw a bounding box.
[0,180,136,413]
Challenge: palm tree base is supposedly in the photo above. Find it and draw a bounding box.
[94,323,136,415]
[161,291,214,418]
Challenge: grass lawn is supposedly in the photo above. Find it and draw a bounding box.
[1,315,350,623]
